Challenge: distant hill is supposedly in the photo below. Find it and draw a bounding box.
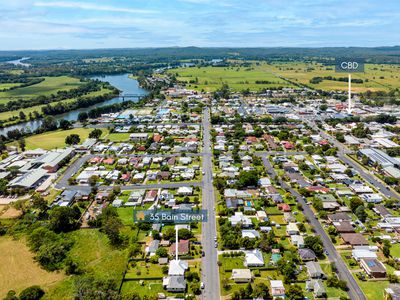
[1,46,400,64]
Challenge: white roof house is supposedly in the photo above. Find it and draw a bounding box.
[242,230,260,239]
[270,280,285,298]
[287,223,300,235]
[168,259,188,276]
[291,235,305,248]
[177,186,193,195]
[231,269,252,283]
[352,249,378,261]
[229,212,252,227]
[244,249,264,267]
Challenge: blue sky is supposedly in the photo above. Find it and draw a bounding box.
[1,0,399,50]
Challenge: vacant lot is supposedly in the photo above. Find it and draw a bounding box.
[0,237,65,298]
[269,62,400,92]
[9,128,105,150]
[0,76,82,103]
[168,63,293,92]
[68,229,127,280]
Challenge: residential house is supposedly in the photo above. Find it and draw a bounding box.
[270,280,285,299]
[306,261,326,279]
[360,258,386,278]
[341,233,369,246]
[231,269,252,283]
[244,250,264,267]
[299,248,317,261]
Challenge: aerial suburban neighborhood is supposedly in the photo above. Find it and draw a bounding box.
[1,1,400,300]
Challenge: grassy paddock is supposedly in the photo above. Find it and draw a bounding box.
[8,128,106,150]
[269,62,400,92]
[0,76,82,103]
[0,237,65,298]
[168,63,293,92]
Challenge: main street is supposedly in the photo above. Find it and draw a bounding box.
[261,155,367,300]
[201,107,220,300]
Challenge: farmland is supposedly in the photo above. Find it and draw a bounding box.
[169,61,400,93]
[269,62,400,92]
[168,63,293,92]
[0,76,83,103]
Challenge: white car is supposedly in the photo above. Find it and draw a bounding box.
[201,282,205,289]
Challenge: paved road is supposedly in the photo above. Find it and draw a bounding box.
[305,118,399,200]
[55,152,203,190]
[201,107,220,300]
[75,122,202,129]
[261,156,367,300]
[55,154,203,191]
[61,182,203,192]
[254,150,307,156]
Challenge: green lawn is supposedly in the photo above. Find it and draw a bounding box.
[0,76,82,103]
[390,243,400,258]
[9,128,106,150]
[357,280,388,300]
[117,207,134,225]
[105,133,132,142]
[125,261,164,279]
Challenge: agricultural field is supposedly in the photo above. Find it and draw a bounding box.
[0,76,83,103]
[269,62,400,92]
[168,63,294,92]
[8,128,106,150]
[0,237,65,298]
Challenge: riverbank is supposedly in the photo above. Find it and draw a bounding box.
[0,74,148,136]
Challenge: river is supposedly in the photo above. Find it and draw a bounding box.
[0,74,148,136]
[7,57,31,67]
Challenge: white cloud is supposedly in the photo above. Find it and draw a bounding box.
[34,1,156,14]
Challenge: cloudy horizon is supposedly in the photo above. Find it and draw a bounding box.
[1,0,399,50]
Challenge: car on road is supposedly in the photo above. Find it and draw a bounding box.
[201,282,205,289]
[214,242,218,248]
[202,171,205,175]
[201,251,205,257]
[325,250,329,256]
[214,236,217,241]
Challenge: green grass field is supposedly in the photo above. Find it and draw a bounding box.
[0,76,82,103]
[168,63,294,92]
[269,62,400,92]
[43,229,128,300]
[9,128,106,150]
[0,83,21,90]
[105,132,132,142]
[0,237,65,298]
[169,61,400,93]
[0,87,113,124]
